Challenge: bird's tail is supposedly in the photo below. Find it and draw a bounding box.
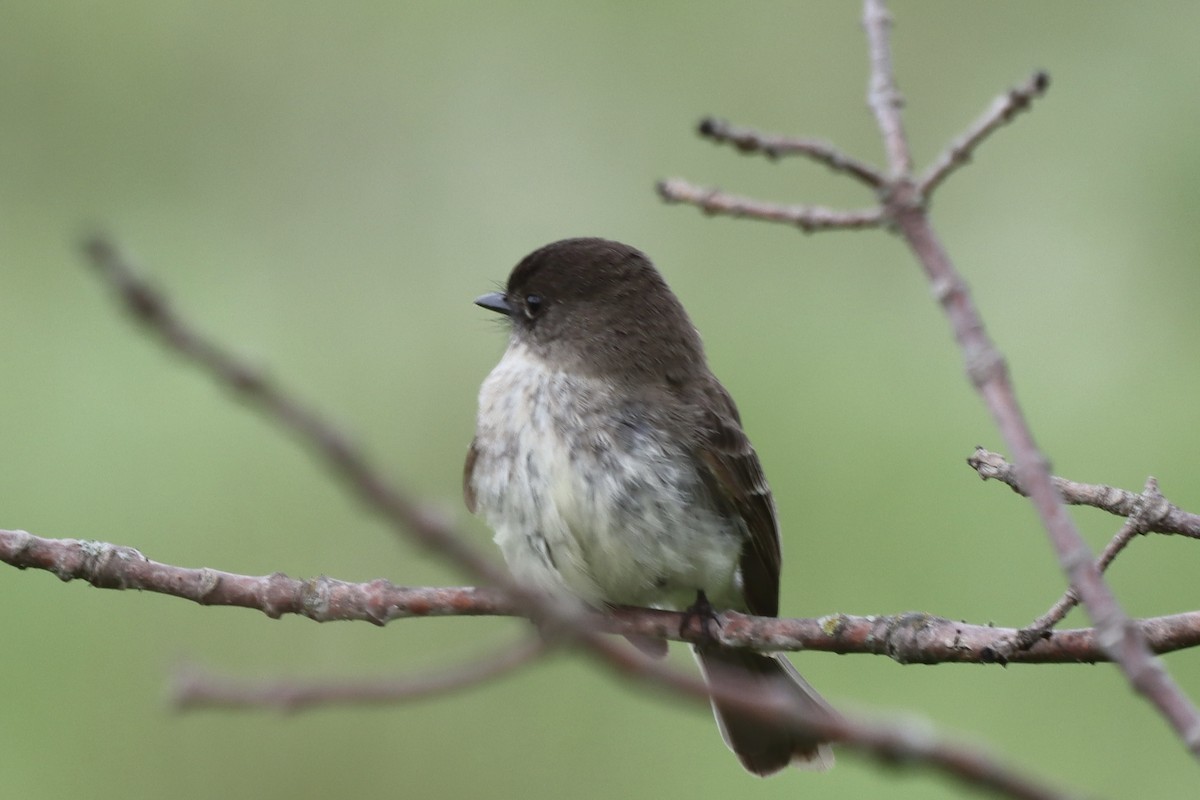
[694,645,836,776]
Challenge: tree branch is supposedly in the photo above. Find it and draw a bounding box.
[1002,514,1145,658]
[968,447,1200,538]
[7,529,1199,666]
[970,449,1196,660]
[81,236,513,592]
[862,0,912,178]
[656,0,1200,762]
[864,0,1200,755]
[656,178,885,232]
[696,116,884,188]
[171,636,547,711]
[919,71,1051,197]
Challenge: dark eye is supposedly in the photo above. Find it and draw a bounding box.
[524,293,543,319]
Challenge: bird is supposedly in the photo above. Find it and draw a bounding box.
[464,237,834,775]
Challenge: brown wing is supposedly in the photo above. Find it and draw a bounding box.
[463,438,479,514]
[693,381,782,618]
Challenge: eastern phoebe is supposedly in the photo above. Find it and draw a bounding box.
[464,238,834,775]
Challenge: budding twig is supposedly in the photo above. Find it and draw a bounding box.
[967,448,1200,539]
[696,116,884,188]
[656,179,884,233]
[920,71,1051,197]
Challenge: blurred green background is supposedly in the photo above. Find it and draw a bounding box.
[3,2,1198,797]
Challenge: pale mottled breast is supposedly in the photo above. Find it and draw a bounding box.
[467,341,747,611]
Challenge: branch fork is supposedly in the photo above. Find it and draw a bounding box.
[659,0,1200,767]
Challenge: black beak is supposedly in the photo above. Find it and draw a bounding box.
[475,291,513,316]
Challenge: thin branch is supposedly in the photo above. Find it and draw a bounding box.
[996,515,1145,660]
[972,458,1182,660]
[968,448,1200,538]
[860,0,1200,755]
[863,0,912,177]
[81,236,513,591]
[0,528,511,623]
[589,625,1074,800]
[171,636,547,711]
[919,71,1051,198]
[0,521,1165,795]
[656,178,885,233]
[7,529,1200,665]
[619,605,1200,666]
[816,715,1071,800]
[696,116,884,188]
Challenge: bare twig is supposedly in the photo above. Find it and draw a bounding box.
[817,715,1070,800]
[7,529,1200,666]
[1001,515,1144,658]
[172,636,547,711]
[656,178,885,232]
[860,0,1200,755]
[968,448,1200,538]
[971,461,1178,660]
[696,117,884,188]
[919,71,1051,197]
[862,0,912,178]
[82,236,512,590]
